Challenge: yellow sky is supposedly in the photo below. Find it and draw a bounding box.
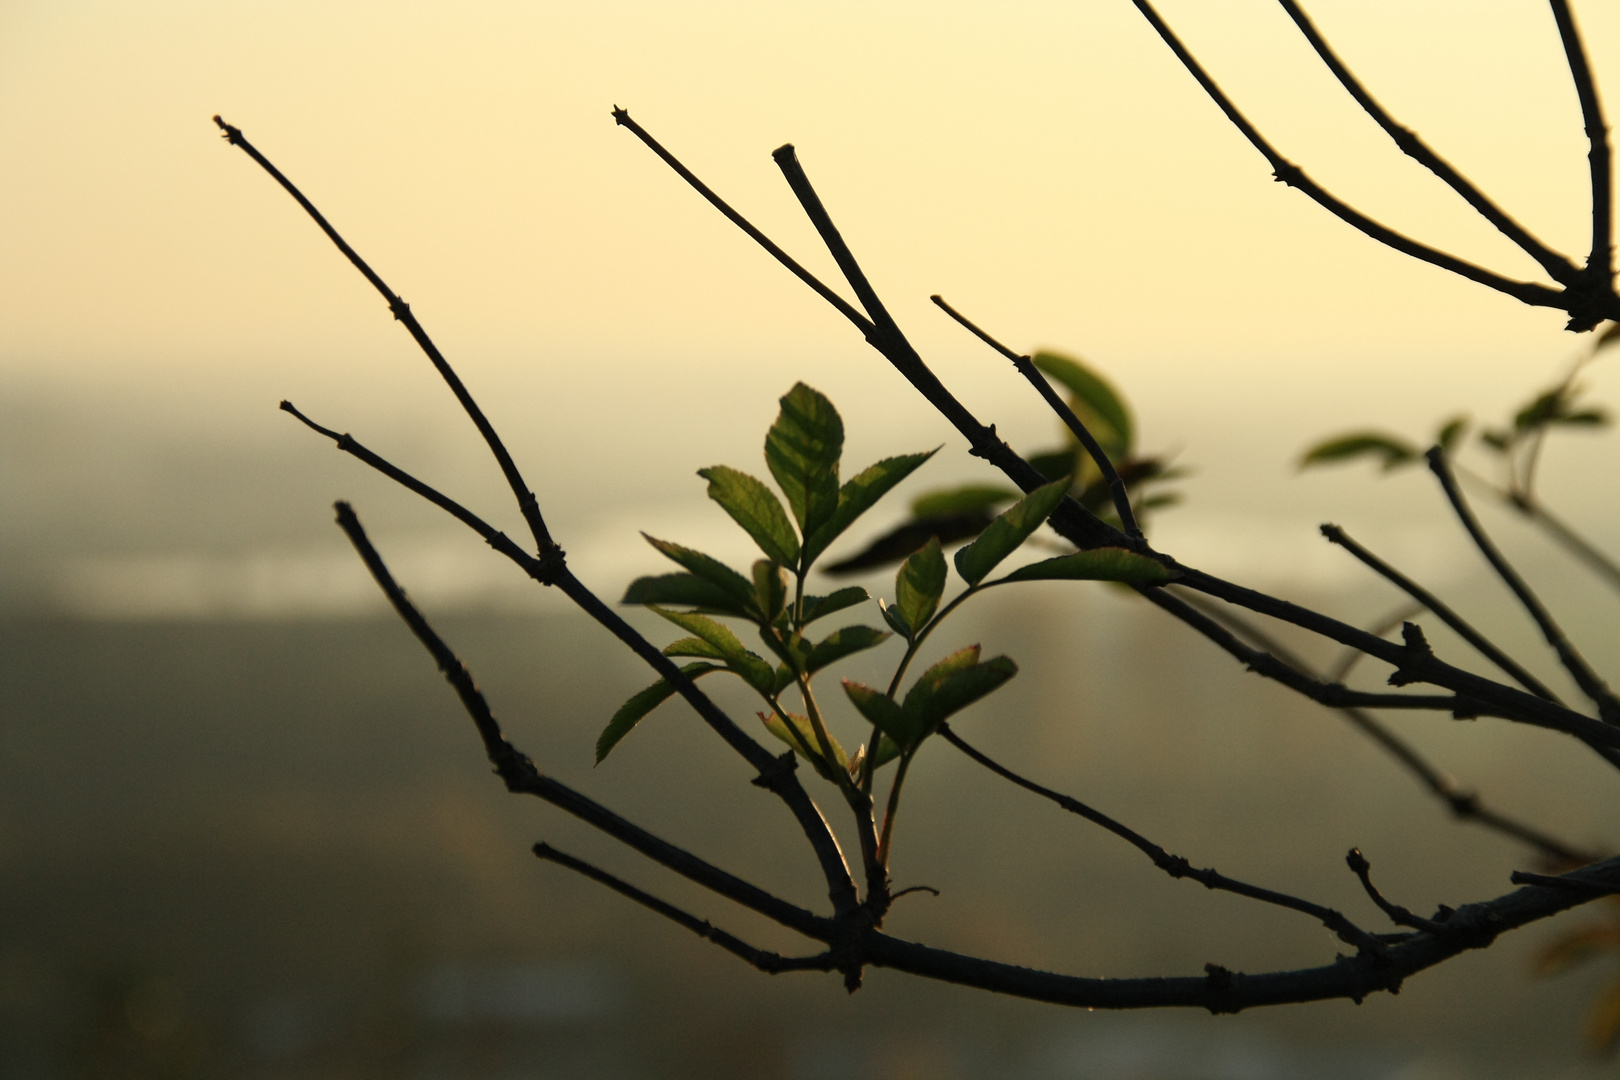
[2,1,1618,615]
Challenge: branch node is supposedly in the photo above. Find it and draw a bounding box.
[751,749,799,792]
[388,296,411,321]
[1271,161,1305,187]
[1386,622,1433,686]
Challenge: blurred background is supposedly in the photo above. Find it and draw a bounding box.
[3,1,1620,1076]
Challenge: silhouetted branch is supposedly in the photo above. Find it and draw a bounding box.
[612,114,1620,753]
[1426,448,1620,723]
[929,293,1142,538]
[214,116,558,552]
[1325,601,1422,683]
[937,723,1382,952]
[1276,0,1580,285]
[1126,3,1620,330]
[1512,869,1620,894]
[333,501,835,936]
[1173,592,1597,864]
[1547,0,1615,292]
[533,843,838,974]
[1320,522,1563,703]
[1346,848,1447,933]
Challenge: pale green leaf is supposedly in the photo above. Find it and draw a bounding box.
[699,466,800,567]
[896,535,947,631]
[803,451,937,566]
[998,547,1175,584]
[765,383,844,540]
[953,479,1071,586]
[597,662,721,763]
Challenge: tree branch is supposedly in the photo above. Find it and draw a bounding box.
[1125,3,1574,314]
[1320,522,1563,704]
[1426,448,1620,724]
[533,842,838,974]
[1176,592,1597,864]
[1276,0,1581,285]
[1547,0,1615,291]
[930,294,1142,538]
[214,116,557,554]
[938,723,1382,952]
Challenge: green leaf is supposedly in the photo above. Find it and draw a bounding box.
[877,597,912,639]
[760,710,848,779]
[1027,449,1081,484]
[650,607,776,695]
[1435,415,1469,454]
[869,733,902,769]
[909,484,1019,520]
[699,466,800,567]
[896,535,947,631]
[623,572,752,615]
[641,536,759,615]
[1480,428,1511,451]
[765,383,844,541]
[998,547,1175,584]
[953,479,1071,586]
[842,680,918,747]
[803,451,937,566]
[597,662,722,763]
[752,560,789,623]
[801,586,869,625]
[1555,408,1609,427]
[902,647,1017,735]
[663,636,728,660]
[1514,390,1566,432]
[1033,351,1133,459]
[1298,433,1419,472]
[805,625,891,674]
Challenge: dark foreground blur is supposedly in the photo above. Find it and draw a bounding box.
[2,591,1616,1079]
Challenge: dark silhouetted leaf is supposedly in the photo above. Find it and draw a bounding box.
[1555,408,1609,427]
[623,573,751,615]
[804,451,936,567]
[597,662,722,763]
[823,508,992,575]
[805,625,890,674]
[909,484,1019,520]
[953,479,1071,586]
[999,548,1176,584]
[896,536,946,631]
[1033,351,1133,459]
[765,383,843,542]
[1480,428,1511,451]
[801,586,869,625]
[1027,448,1081,484]
[641,535,759,614]
[1299,433,1419,472]
[699,466,800,567]
[1435,415,1469,454]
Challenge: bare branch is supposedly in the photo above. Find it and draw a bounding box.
[1277,0,1581,285]
[938,723,1382,953]
[1179,592,1597,864]
[1320,523,1563,703]
[1125,3,1573,313]
[1547,0,1615,289]
[1426,448,1620,723]
[214,116,557,554]
[533,843,837,974]
[1346,848,1448,933]
[930,294,1143,539]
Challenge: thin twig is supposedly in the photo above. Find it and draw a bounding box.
[930,294,1142,538]
[1276,0,1579,285]
[1326,601,1423,684]
[1547,0,1615,293]
[333,500,834,936]
[1174,591,1596,864]
[1512,869,1620,894]
[1126,3,1574,314]
[1345,848,1447,933]
[534,843,837,974]
[214,116,557,554]
[1426,448,1620,723]
[938,723,1383,952]
[1320,523,1563,703]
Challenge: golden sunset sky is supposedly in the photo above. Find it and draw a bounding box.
[2,0,1616,613]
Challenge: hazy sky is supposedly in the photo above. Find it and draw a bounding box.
[2,1,1617,614]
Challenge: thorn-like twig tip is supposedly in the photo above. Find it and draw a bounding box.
[611,106,629,125]
[771,143,797,163]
